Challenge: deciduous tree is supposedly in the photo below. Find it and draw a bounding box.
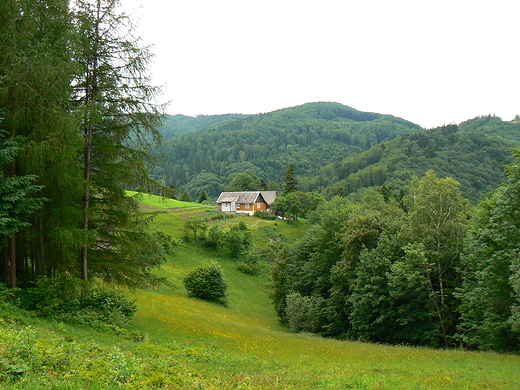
[400,170,469,347]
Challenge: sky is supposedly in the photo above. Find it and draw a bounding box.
[123,0,519,129]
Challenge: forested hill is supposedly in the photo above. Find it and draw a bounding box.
[158,113,247,139]
[308,115,520,204]
[151,102,423,198]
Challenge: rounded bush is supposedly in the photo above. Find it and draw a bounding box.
[182,262,228,305]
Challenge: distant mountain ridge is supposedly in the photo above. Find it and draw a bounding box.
[151,102,423,198]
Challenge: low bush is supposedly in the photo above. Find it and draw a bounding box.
[15,278,137,331]
[236,261,261,276]
[183,262,228,306]
[284,292,326,333]
[254,210,276,220]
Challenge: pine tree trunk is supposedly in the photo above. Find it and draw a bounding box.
[9,234,16,289]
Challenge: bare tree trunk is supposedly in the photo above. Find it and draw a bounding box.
[81,127,92,281]
[80,1,101,282]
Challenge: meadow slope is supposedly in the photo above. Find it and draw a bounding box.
[129,197,520,389]
[2,197,520,389]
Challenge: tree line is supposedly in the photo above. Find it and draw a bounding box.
[270,150,520,351]
[0,0,166,290]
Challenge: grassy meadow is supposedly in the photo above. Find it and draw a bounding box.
[2,195,520,389]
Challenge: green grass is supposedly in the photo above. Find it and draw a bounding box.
[127,190,212,209]
[131,236,520,389]
[2,209,520,389]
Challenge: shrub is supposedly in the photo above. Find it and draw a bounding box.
[237,261,261,276]
[78,287,137,328]
[183,262,228,305]
[15,278,137,330]
[254,210,276,220]
[284,292,326,333]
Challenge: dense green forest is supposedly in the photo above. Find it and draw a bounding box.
[158,113,246,139]
[151,102,423,198]
[309,115,520,203]
[153,106,520,204]
[269,153,520,351]
[0,0,166,290]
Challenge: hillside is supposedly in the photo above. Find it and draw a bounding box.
[3,199,520,389]
[308,115,520,203]
[158,113,247,139]
[150,102,423,198]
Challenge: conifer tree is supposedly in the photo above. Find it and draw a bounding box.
[0,0,83,286]
[0,132,45,288]
[283,163,298,194]
[71,0,165,283]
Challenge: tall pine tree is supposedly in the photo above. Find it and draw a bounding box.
[283,163,298,194]
[0,0,83,287]
[71,0,165,285]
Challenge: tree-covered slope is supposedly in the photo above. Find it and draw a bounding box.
[309,116,520,203]
[151,102,423,198]
[158,113,247,139]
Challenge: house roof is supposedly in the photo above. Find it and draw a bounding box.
[216,191,277,205]
[260,191,277,205]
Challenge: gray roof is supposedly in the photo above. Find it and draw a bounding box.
[216,191,277,205]
[259,191,277,205]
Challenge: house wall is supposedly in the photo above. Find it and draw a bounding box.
[218,196,270,216]
[236,201,268,216]
[220,202,235,213]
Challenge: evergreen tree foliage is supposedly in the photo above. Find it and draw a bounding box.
[179,190,192,202]
[71,0,164,281]
[0,0,84,288]
[0,132,45,288]
[283,164,298,194]
[197,189,208,203]
[0,0,165,290]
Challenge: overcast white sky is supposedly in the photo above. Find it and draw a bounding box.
[123,0,519,129]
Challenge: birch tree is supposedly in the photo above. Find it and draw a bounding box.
[401,170,469,347]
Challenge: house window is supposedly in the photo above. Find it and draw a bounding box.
[257,202,261,208]
[245,203,250,208]
[236,203,241,208]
